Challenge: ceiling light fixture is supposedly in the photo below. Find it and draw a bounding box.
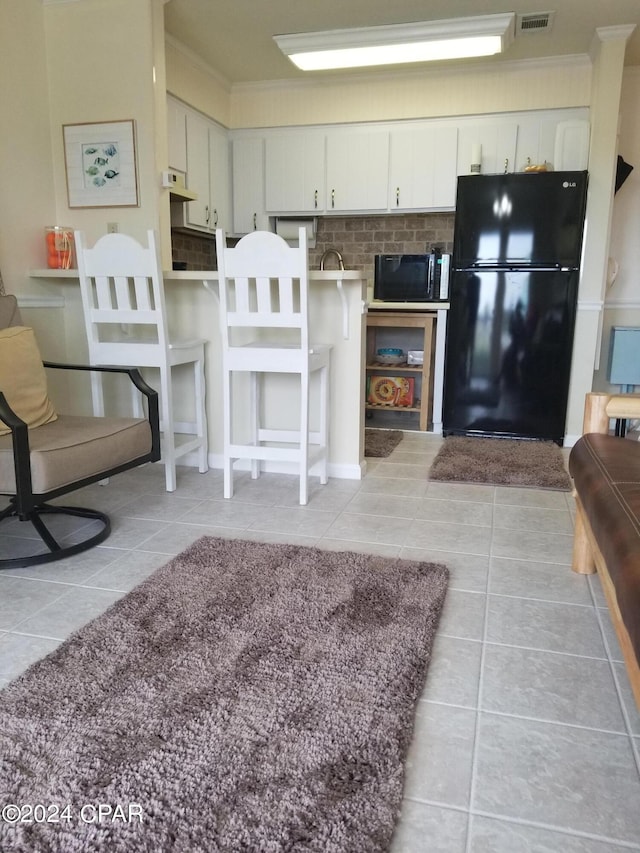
[274,14,515,71]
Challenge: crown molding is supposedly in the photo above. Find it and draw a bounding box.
[165,34,231,93]
[595,24,637,43]
[230,52,592,95]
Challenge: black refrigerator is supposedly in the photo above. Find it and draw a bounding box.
[443,170,588,444]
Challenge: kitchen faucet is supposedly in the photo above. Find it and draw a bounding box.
[319,248,345,271]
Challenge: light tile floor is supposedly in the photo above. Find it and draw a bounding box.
[1,432,639,852]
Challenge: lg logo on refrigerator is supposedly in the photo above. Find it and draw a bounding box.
[563,181,577,188]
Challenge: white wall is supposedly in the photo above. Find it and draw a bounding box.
[229,57,592,129]
[0,0,57,296]
[43,0,162,248]
[594,66,640,391]
[166,38,231,127]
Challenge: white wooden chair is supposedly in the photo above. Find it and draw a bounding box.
[215,227,331,505]
[75,230,208,492]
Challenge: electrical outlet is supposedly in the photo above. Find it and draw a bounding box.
[107,222,119,234]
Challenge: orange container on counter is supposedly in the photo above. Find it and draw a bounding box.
[45,226,75,269]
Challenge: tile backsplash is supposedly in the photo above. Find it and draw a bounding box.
[171,230,216,270]
[309,213,454,287]
[171,212,454,283]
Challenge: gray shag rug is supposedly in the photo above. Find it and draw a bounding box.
[365,428,404,458]
[429,435,572,490]
[0,536,448,853]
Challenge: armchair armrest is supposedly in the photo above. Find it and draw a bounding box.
[582,392,640,434]
[42,362,160,460]
[43,361,156,396]
[0,391,33,503]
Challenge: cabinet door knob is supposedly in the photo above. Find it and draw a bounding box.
[213,209,218,227]
[314,189,318,209]
[396,187,400,207]
[253,212,257,230]
[331,188,335,209]
[205,205,210,224]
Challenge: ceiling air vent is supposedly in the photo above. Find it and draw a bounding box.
[516,11,555,35]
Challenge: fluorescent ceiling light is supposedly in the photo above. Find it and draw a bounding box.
[274,14,515,71]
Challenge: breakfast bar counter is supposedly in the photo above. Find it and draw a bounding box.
[29,267,369,481]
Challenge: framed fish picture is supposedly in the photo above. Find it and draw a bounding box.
[63,119,139,208]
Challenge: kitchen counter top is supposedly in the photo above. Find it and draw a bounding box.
[29,268,365,281]
[29,266,368,479]
[30,268,367,340]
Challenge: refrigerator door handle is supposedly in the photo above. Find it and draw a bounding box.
[460,263,567,272]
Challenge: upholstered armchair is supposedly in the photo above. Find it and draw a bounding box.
[0,294,160,569]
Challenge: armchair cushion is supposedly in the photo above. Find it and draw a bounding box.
[0,326,57,436]
[0,414,152,495]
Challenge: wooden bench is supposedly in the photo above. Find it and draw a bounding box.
[569,392,640,710]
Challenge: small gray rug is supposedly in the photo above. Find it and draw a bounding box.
[365,428,404,458]
[429,435,572,490]
[0,536,448,852]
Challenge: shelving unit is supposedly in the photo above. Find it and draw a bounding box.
[365,311,436,431]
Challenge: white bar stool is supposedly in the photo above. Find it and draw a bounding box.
[215,227,331,505]
[75,230,208,492]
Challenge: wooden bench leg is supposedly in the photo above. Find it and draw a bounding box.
[572,499,596,575]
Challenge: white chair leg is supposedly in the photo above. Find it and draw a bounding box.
[194,356,208,474]
[90,372,110,485]
[90,371,106,417]
[222,365,233,499]
[130,377,144,418]
[250,371,260,480]
[160,366,177,493]
[299,370,310,506]
[319,363,330,485]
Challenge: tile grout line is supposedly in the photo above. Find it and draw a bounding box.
[462,488,498,853]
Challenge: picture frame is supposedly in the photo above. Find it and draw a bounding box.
[63,119,139,208]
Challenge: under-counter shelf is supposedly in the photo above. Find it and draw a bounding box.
[365,361,423,371]
[365,401,423,414]
[365,311,436,432]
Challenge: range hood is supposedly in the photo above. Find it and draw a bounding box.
[162,170,198,202]
[170,185,198,202]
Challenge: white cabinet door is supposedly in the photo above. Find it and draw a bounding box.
[176,109,231,233]
[552,120,590,171]
[514,115,562,172]
[265,133,325,213]
[389,125,458,210]
[185,110,212,230]
[167,95,187,174]
[325,130,389,212]
[232,136,268,234]
[208,122,231,232]
[511,115,590,173]
[457,124,518,176]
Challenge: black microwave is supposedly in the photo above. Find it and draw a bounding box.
[373,250,450,302]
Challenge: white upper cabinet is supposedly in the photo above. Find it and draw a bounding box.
[208,120,232,231]
[167,95,187,174]
[551,120,590,171]
[389,125,458,211]
[265,132,325,213]
[171,106,231,234]
[232,136,269,235]
[325,130,389,212]
[456,123,518,177]
[184,109,211,229]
